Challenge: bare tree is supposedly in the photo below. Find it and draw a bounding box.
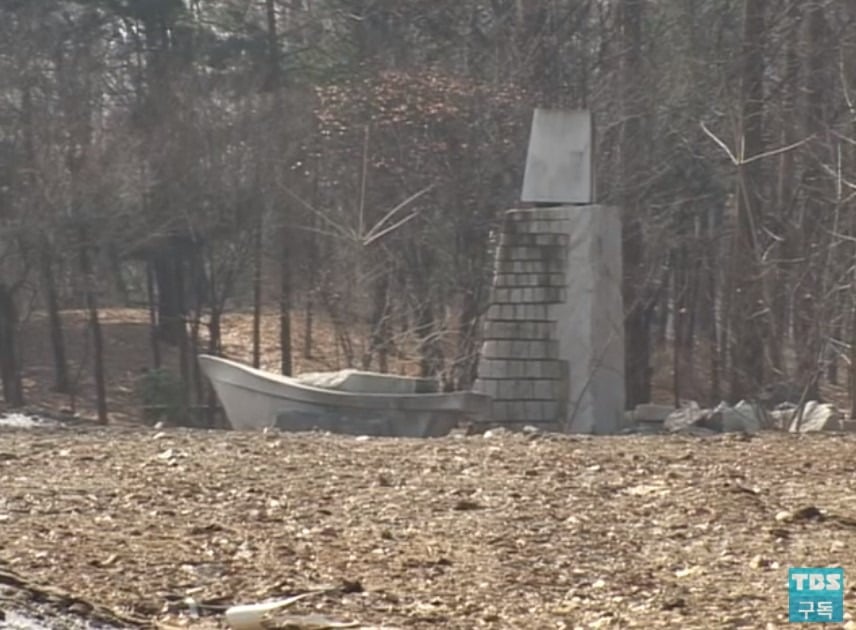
[619,0,652,408]
[727,0,767,402]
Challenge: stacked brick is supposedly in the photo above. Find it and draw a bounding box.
[474,209,570,429]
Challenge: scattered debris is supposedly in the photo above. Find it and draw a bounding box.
[3,428,856,628]
[224,589,400,629]
[663,402,706,433]
[664,400,766,434]
[262,612,361,629]
[628,404,674,424]
[663,399,850,434]
[225,592,324,630]
[711,401,765,433]
[790,506,826,523]
[765,402,844,432]
[787,402,842,433]
[482,427,512,439]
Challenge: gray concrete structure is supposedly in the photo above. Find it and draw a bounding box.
[521,109,594,204]
[474,205,625,434]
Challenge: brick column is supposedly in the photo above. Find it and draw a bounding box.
[474,206,625,434]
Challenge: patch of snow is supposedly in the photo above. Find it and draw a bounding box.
[2,610,53,630]
[0,413,58,429]
[1,610,116,629]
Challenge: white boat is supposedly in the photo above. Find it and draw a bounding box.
[197,355,492,437]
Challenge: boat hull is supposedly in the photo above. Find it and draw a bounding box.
[197,355,492,437]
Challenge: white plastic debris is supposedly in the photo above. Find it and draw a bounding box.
[225,600,295,630]
[224,592,321,630]
[788,401,842,433]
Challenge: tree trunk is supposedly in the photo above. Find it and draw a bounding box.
[59,31,108,423]
[620,0,651,408]
[729,0,767,402]
[78,229,108,424]
[827,318,839,385]
[416,301,443,378]
[696,210,720,405]
[0,283,24,407]
[252,203,263,368]
[265,0,293,376]
[153,247,187,346]
[172,254,191,421]
[208,307,222,355]
[708,267,721,405]
[454,286,483,390]
[153,242,190,420]
[654,282,670,348]
[23,77,69,394]
[792,1,829,402]
[719,246,732,400]
[177,319,190,424]
[303,221,318,361]
[303,289,314,360]
[40,246,70,393]
[770,2,802,376]
[851,300,856,419]
[363,269,391,372]
[206,305,223,427]
[279,237,293,375]
[189,265,206,416]
[146,261,161,368]
[846,1,856,418]
[105,243,130,306]
[672,246,693,404]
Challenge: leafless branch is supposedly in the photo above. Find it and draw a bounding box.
[700,121,813,165]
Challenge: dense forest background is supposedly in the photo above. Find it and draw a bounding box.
[0,0,855,424]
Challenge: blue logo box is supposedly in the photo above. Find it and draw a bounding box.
[788,568,844,623]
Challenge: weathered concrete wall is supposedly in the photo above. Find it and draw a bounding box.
[474,205,625,434]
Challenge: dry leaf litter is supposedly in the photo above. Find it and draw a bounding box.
[1,425,856,629]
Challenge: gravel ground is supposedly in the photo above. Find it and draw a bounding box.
[1,424,856,629]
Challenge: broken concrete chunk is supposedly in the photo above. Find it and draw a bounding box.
[664,401,763,434]
[632,404,675,423]
[713,400,763,434]
[663,402,707,433]
[768,407,793,431]
[788,402,842,433]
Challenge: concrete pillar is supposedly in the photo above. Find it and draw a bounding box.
[474,205,625,434]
